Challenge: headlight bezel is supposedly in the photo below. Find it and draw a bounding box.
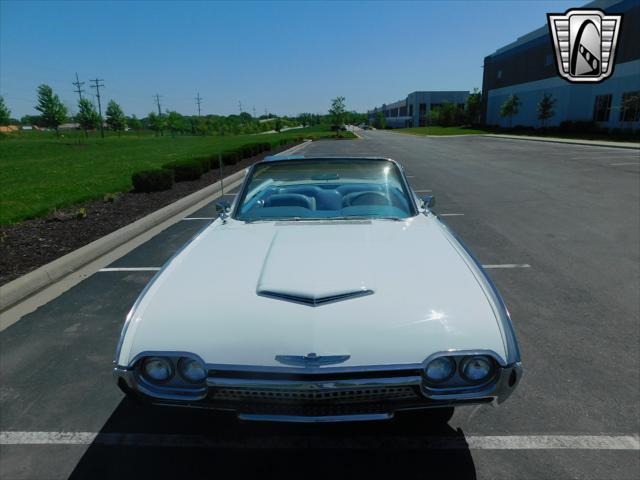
[424,356,456,384]
[421,351,500,389]
[141,356,175,384]
[459,355,495,384]
[178,357,208,383]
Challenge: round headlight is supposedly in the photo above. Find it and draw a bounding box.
[178,357,207,383]
[425,356,455,383]
[460,356,493,383]
[142,357,173,382]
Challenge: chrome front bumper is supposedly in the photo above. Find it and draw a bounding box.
[114,362,522,422]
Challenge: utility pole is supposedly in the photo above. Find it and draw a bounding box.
[238,100,243,114]
[252,105,256,118]
[153,94,162,116]
[90,78,105,138]
[72,73,85,101]
[195,92,202,116]
[153,94,163,136]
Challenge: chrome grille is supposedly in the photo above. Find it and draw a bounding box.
[212,386,418,404]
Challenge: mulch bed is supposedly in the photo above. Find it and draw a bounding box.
[0,142,302,286]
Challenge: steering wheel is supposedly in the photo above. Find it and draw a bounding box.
[345,191,391,207]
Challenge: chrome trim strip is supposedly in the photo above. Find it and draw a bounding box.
[237,413,394,423]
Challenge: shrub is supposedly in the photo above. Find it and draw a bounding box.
[260,142,271,151]
[221,150,240,165]
[162,159,203,182]
[559,120,599,134]
[194,155,211,172]
[132,169,174,192]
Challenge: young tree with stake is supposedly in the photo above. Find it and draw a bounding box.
[537,93,557,128]
[0,96,11,126]
[106,100,127,135]
[329,96,346,134]
[76,98,101,136]
[499,94,521,129]
[35,84,68,137]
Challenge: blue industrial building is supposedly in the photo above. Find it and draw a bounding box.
[482,0,639,128]
[368,91,469,128]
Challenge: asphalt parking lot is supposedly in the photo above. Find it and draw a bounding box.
[1,130,638,479]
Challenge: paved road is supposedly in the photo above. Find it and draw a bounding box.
[1,131,638,479]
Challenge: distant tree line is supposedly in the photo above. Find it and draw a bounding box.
[2,84,369,138]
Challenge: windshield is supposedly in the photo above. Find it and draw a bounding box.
[235,158,415,221]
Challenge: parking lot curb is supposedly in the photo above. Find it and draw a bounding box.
[484,134,640,150]
[0,169,247,314]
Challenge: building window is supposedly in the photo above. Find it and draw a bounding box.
[545,54,553,66]
[620,91,640,122]
[593,94,612,122]
[497,70,502,79]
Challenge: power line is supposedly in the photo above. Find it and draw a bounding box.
[90,78,105,138]
[72,73,85,102]
[195,92,202,116]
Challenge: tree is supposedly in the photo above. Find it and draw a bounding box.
[127,115,142,133]
[165,111,184,136]
[147,112,165,136]
[76,98,101,135]
[465,88,482,125]
[536,93,557,128]
[373,110,386,129]
[329,96,346,133]
[106,100,127,134]
[0,96,11,125]
[275,117,283,132]
[35,84,68,136]
[499,94,521,128]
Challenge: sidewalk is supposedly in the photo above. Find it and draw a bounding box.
[484,134,640,150]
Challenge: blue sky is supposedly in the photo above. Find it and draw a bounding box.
[1,0,578,118]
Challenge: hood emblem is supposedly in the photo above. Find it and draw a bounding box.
[258,289,374,307]
[275,353,351,367]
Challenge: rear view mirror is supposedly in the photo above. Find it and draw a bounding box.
[421,195,435,209]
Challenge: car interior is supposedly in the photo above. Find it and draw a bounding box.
[237,183,414,220]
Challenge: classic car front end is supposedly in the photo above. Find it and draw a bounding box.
[114,156,522,422]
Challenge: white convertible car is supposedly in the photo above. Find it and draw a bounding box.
[114,156,522,422]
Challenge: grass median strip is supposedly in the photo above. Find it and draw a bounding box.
[0,127,346,225]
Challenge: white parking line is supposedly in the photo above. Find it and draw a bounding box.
[414,189,433,193]
[609,162,640,166]
[182,217,215,221]
[98,267,161,272]
[0,432,637,450]
[482,264,531,269]
[439,213,465,217]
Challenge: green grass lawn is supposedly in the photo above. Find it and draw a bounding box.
[0,126,351,225]
[391,126,490,136]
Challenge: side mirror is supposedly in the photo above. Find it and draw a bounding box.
[215,200,231,212]
[215,200,231,220]
[421,195,435,209]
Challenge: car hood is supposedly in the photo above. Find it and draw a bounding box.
[118,216,507,368]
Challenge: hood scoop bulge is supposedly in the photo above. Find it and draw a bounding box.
[256,230,376,307]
